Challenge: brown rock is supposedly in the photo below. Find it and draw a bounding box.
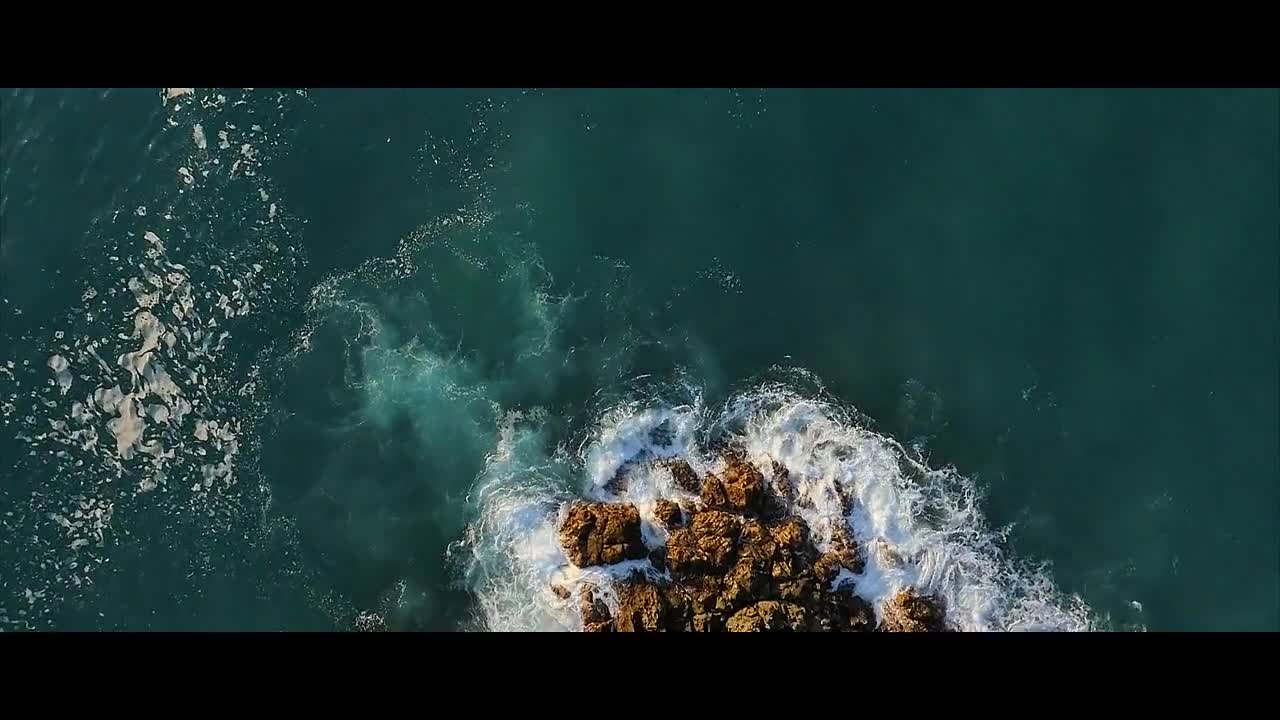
[691,509,740,538]
[615,581,666,632]
[666,510,742,577]
[738,519,777,564]
[580,585,614,632]
[666,528,700,574]
[719,555,771,611]
[814,553,843,584]
[664,587,693,631]
[776,576,816,604]
[550,584,571,600]
[692,612,725,632]
[769,516,809,553]
[720,455,765,513]
[667,521,739,576]
[701,473,729,508]
[771,556,797,581]
[726,600,809,632]
[664,459,701,494]
[739,518,770,545]
[829,525,866,574]
[684,578,723,615]
[559,502,646,567]
[814,539,864,584]
[879,588,947,632]
[654,499,683,529]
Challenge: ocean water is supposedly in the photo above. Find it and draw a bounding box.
[1,87,1276,631]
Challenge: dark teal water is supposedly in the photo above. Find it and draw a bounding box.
[1,88,1276,631]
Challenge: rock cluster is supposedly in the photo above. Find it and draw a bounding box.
[557,452,949,632]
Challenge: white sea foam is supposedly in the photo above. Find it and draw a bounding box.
[463,381,1095,632]
[0,87,315,628]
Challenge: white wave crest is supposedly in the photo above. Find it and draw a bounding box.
[462,382,1096,632]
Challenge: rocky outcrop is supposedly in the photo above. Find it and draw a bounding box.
[663,458,702,494]
[559,502,647,567]
[726,600,809,632]
[667,510,740,576]
[556,450,950,632]
[700,452,765,514]
[580,585,613,633]
[653,499,683,529]
[879,588,948,632]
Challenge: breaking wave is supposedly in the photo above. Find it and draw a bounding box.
[457,372,1097,632]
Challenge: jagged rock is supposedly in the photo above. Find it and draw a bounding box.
[550,584,571,600]
[758,493,792,523]
[616,581,666,632]
[668,510,741,576]
[692,612,725,632]
[879,588,947,632]
[719,555,770,611]
[829,584,876,631]
[701,473,729,509]
[777,576,816,604]
[815,529,864,583]
[691,509,741,539]
[814,553,842,584]
[580,585,614,632]
[559,502,646,567]
[769,516,809,553]
[726,600,809,632]
[603,462,635,494]
[739,519,773,555]
[721,454,766,512]
[664,587,693,631]
[682,577,723,616]
[555,450,942,632]
[701,454,766,514]
[654,499,683,529]
[664,459,701,494]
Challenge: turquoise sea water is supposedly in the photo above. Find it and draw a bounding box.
[1,88,1276,631]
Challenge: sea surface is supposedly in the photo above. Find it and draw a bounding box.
[1,87,1276,631]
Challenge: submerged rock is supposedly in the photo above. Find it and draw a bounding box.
[664,458,702,494]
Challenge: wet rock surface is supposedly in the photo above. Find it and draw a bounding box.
[559,502,647,567]
[654,499,683,529]
[879,588,949,632]
[556,449,950,632]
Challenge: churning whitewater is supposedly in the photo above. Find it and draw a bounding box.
[456,376,1096,632]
